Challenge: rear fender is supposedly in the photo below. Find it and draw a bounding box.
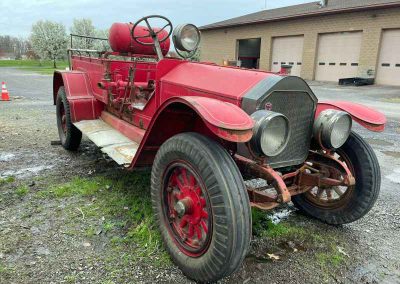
[131,96,254,168]
[316,101,387,132]
[53,71,103,122]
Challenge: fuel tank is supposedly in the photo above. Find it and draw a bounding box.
[109,22,170,56]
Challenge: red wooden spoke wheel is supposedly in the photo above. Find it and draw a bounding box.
[163,162,212,257]
[151,133,251,283]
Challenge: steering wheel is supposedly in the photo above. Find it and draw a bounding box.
[131,15,173,46]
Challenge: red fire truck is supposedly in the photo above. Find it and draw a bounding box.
[53,15,386,282]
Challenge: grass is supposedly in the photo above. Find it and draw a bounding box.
[64,275,77,283]
[0,176,15,186]
[316,241,347,269]
[38,177,107,198]
[0,263,13,279]
[0,60,68,75]
[38,171,170,266]
[316,249,345,267]
[252,208,347,270]
[252,208,306,239]
[15,185,29,197]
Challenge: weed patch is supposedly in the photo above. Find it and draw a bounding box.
[316,244,346,268]
[0,176,15,186]
[39,171,170,266]
[15,185,29,197]
[38,177,108,198]
[252,208,306,239]
[0,263,13,279]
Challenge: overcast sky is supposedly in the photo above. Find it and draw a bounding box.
[0,0,314,37]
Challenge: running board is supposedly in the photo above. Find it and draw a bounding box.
[74,119,139,167]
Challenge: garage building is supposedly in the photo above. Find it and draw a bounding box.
[199,0,400,85]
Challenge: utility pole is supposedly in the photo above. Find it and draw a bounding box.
[265,0,267,9]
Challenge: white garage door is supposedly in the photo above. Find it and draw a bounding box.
[315,32,362,82]
[271,35,304,76]
[376,29,400,86]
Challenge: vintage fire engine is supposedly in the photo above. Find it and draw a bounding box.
[53,16,386,282]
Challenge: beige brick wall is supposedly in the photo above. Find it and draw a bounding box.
[200,7,400,80]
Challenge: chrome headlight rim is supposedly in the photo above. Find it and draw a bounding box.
[313,110,352,149]
[172,23,201,52]
[250,110,291,157]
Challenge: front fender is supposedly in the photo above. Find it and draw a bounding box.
[130,96,254,168]
[316,101,387,132]
[177,96,254,142]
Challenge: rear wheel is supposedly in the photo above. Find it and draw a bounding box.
[56,87,82,151]
[151,133,251,283]
[293,132,381,225]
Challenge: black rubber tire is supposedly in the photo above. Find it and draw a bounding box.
[292,132,381,225]
[151,133,252,283]
[56,87,82,151]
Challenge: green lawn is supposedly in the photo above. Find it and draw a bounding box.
[0,60,68,75]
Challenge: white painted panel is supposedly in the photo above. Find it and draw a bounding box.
[315,32,362,82]
[271,35,304,77]
[376,29,400,86]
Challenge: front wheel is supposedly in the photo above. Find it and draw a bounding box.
[151,133,251,283]
[293,132,381,225]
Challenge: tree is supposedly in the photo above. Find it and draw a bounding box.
[93,29,110,51]
[70,18,96,50]
[30,20,67,68]
[70,19,110,52]
[0,35,30,59]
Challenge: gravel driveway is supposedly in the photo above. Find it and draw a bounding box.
[0,67,399,284]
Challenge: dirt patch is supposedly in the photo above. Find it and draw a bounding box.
[381,97,400,103]
[382,151,400,159]
[366,138,394,147]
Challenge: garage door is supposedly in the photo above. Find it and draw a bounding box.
[376,29,400,86]
[237,38,261,69]
[315,32,362,82]
[271,35,304,76]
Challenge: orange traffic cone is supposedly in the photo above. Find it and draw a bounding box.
[1,82,10,101]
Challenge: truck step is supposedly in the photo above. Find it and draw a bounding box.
[74,119,138,167]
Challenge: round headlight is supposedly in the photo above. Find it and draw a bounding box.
[173,24,201,52]
[313,110,352,149]
[250,110,291,157]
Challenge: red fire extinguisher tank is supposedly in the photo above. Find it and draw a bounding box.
[109,23,170,56]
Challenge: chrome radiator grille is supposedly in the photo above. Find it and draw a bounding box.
[260,91,316,168]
